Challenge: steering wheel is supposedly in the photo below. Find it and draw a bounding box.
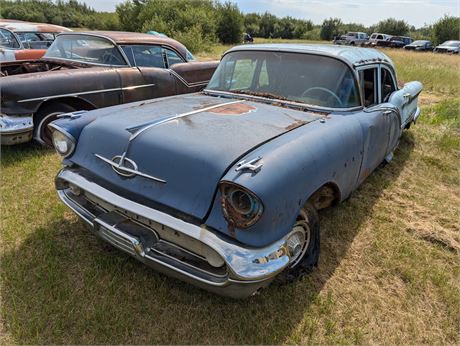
[301,87,343,107]
[101,51,120,65]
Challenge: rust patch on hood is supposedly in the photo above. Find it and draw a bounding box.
[285,119,307,130]
[208,103,256,115]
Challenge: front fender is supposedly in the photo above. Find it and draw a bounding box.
[205,113,365,247]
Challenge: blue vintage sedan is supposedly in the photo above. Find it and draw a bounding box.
[50,44,422,298]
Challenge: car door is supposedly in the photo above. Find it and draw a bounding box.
[119,44,176,103]
[356,65,394,183]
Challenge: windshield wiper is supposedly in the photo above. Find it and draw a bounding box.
[230,89,288,101]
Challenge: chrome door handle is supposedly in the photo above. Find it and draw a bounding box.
[403,93,411,98]
[383,110,392,116]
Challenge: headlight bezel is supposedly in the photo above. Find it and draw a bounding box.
[48,123,76,158]
[219,181,264,229]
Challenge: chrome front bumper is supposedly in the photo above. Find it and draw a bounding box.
[0,114,33,145]
[55,168,291,298]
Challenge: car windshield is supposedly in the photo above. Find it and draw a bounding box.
[45,34,127,66]
[440,41,460,47]
[207,50,360,109]
[412,40,427,45]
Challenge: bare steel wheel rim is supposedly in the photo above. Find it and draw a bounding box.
[36,111,64,145]
[287,209,311,268]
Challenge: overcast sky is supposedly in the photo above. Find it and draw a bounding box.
[80,0,459,27]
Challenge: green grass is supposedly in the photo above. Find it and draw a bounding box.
[1,41,459,344]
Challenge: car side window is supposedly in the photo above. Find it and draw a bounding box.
[381,67,396,102]
[359,68,378,107]
[163,47,184,67]
[121,45,166,68]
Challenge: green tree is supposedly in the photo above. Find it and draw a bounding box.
[216,1,243,44]
[375,18,409,36]
[432,15,460,44]
[320,18,342,40]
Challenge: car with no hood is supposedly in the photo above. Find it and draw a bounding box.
[51,44,422,298]
[0,31,217,146]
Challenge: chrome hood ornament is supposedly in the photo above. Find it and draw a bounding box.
[95,153,166,184]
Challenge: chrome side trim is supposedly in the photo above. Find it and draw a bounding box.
[168,69,209,88]
[94,153,166,184]
[127,100,244,141]
[17,83,156,103]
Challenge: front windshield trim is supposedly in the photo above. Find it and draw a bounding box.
[203,89,364,112]
[208,49,364,110]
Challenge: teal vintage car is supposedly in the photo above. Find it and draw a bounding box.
[50,44,422,298]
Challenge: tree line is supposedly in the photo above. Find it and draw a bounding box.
[0,0,459,53]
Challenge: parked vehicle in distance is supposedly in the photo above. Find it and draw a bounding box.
[243,33,254,43]
[364,33,392,47]
[378,36,413,48]
[0,27,46,61]
[433,40,460,54]
[0,19,71,49]
[333,32,368,46]
[51,44,422,298]
[404,40,433,51]
[0,31,218,146]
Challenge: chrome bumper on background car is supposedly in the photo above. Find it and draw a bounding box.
[0,114,33,145]
[55,168,292,298]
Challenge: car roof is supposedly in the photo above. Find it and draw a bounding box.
[0,19,71,33]
[59,31,189,60]
[226,44,394,69]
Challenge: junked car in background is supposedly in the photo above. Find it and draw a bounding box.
[364,33,391,47]
[50,44,422,298]
[333,32,369,46]
[404,40,433,51]
[433,40,460,54]
[0,19,71,49]
[0,27,47,61]
[377,36,413,48]
[0,31,217,146]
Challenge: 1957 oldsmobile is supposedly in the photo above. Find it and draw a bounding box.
[0,31,217,146]
[50,44,422,298]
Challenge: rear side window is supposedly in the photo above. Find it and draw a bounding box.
[359,68,378,107]
[164,47,184,66]
[381,68,396,102]
[121,45,166,68]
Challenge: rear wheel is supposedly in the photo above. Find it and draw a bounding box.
[276,202,320,283]
[34,103,76,147]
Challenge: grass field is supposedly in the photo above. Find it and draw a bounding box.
[1,41,459,344]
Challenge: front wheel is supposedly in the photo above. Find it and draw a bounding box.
[34,103,76,147]
[276,202,320,283]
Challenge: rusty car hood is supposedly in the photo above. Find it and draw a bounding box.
[70,93,321,220]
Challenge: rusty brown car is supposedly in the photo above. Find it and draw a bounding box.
[0,31,218,145]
